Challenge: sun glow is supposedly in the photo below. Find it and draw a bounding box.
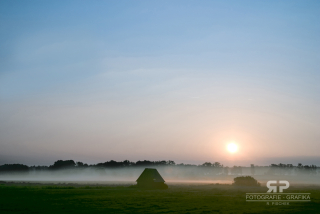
[227,143,238,153]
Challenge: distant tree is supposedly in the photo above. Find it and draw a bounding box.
[95,160,123,168]
[76,162,84,167]
[231,166,242,175]
[202,162,212,167]
[311,165,318,174]
[29,165,49,171]
[213,162,222,167]
[302,165,317,174]
[251,164,255,175]
[167,160,175,165]
[135,160,154,167]
[123,160,133,167]
[154,160,167,166]
[106,160,120,168]
[50,160,76,170]
[224,167,229,175]
[76,162,89,167]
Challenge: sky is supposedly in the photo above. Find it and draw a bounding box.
[0,0,319,166]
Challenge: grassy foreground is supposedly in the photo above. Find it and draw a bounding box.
[0,183,319,214]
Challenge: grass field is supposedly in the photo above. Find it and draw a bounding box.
[0,183,319,214]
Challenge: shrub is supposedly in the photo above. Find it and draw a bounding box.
[232,176,260,186]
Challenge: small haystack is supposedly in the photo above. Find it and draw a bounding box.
[136,168,168,189]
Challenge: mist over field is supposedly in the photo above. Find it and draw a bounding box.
[1,165,320,186]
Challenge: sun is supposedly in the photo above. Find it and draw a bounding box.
[227,143,238,153]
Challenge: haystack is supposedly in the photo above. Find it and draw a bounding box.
[136,168,168,189]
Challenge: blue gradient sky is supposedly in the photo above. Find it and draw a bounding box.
[1,1,319,166]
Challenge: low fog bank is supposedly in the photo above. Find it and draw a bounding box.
[1,166,320,185]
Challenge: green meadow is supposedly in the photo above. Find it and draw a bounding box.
[0,183,319,214]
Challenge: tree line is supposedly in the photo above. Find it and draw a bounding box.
[0,160,318,176]
[0,160,178,172]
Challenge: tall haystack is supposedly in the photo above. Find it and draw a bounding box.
[136,168,168,189]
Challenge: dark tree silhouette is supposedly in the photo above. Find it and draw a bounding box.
[0,164,29,173]
[202,162,212,167]
[49,160,76,170]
